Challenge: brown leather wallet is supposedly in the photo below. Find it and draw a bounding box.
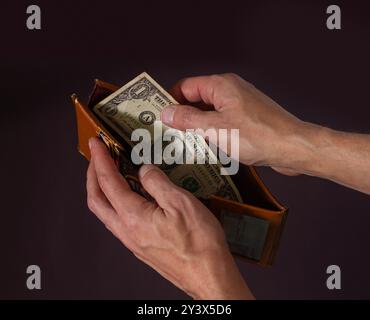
[71,79,288,267]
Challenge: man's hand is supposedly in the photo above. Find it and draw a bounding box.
[161,73,370,194]
[161,73,304,172]
[86,137,254,300]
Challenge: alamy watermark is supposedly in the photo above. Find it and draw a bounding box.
[26,5,41,30]
[26,4,341,32]
[130,121,240,175]
[326,265,341,290]
[326,5,341,30]
[26,265,41,290]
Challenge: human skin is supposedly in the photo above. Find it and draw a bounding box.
[87,138,254,300]
[162,73,370,195]
[86,73,370,300]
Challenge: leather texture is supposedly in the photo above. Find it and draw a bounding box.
[71,79,288,266]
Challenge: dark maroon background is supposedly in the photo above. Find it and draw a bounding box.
[0,0,369,299]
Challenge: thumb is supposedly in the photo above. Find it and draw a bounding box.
[138,164,180,207]
[161,104,221,131]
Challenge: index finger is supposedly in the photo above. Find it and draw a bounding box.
[89,137,149,216]
[169,74,229,110]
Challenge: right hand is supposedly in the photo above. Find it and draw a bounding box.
[160,73,308,176]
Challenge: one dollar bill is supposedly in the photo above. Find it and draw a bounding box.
[93,72,242,202]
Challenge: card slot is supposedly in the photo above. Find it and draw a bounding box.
[205,195,287,266]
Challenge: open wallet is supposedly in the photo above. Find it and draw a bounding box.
[71,76,288,267]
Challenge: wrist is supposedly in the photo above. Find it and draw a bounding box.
[272,121,331,176]
[189,249,254,300]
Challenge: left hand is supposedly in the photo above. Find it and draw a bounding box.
[86,137,254,299]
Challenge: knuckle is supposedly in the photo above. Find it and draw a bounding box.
[141,170,174,193]
[97,173,110,189]
[135,238,148,250]
[141,168,158,183]
[125,218,149,249]
[209,74,236,99]
[170,188,185,199]
[125,215,139,232]
[168,189,192,210]
[244,79,255,89]
[222,72,239,80]
[179,77,192,91]
[105,224,114,234]
[87,195,98,213]
[222,73,245,86]
[210,74,226,85]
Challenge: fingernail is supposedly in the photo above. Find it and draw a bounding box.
[161,105,176,125]
[138,164,157,180]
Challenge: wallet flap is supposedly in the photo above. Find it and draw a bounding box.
[71,93,122,160]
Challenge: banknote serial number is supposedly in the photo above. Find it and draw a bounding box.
[137,304,232,317]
